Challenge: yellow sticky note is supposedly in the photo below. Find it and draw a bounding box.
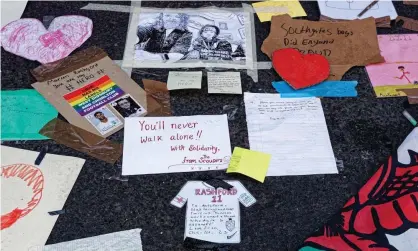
[252,0,307,22]
[227,147,271,183]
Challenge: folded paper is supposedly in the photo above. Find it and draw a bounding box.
[39,118,123,164]
[1,146,85,251]
[272,81,358,97]
[227,147,271,183]
[171,180,256,244]
[1,89,58,140]
[252,0,306,22]
[122,115,231,175]
[31,47,147,137]
[261,15,384,80]
[1,16,92,64]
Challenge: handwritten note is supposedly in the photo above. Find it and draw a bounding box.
[171,180,256,243]
[208,72,242,94]
[122,115,231,175]
[261,15,383,80]
[244,93,337,176]
[167,71,202,90]
[317,0,397,20]
[252,0,306,22]
[227,147,271,183]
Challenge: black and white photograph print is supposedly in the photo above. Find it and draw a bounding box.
[125,8,253,69]
[111,94,146,118]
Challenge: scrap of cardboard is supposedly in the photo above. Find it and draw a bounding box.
[41,229,143,251]
[396,16,418,32]
[1,146,85,251]
[207,72,242,94]
[31,47,147,137]
[1,16,92,64]
[252,0,306,22]
[143,79,172,116]
[272,81,358,97]
[319,15,391,28]
[317,0,397,20]
[261,15,384,80]
[272,48,330,89]
[167,72,202,90]
[122,115,231,175]
[404,0,418,5]
[1,89,58,140]
[171,180,256,244]
[397,89,418,104]
[39,118,123,164]
[227,147,271,183]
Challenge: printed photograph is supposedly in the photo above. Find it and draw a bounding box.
[133,11,248,64]
[85,107,122,135]
[111,94,146,118]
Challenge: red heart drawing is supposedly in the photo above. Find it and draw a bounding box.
[1,16,92,64]
[272,48,330,90]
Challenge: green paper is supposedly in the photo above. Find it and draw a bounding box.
[1,89,58,140]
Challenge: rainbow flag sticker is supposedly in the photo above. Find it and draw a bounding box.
[63,75,125,116]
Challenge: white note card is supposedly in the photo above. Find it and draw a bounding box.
[208,72,242,94]
[122,115,232,175]
[167,71,202,90]
[244,93,337,176]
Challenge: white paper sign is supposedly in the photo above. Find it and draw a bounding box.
[122,115,232,175]
[167,71,202,90]
[244,93,337,176]
[171,180,256,243]
[1,146,85,251]
[208,72,242,94]
[29,229,143,251]
[318,0,398,20]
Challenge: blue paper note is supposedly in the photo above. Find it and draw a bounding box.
[1,89,58,140]
[272,81,358,97]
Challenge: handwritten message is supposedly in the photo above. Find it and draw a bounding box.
[261,14,383,80]
[122,115,231,175]
[167,71,202,90]
[208,72,242,94]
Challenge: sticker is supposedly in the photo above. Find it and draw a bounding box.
[84,107,122,135]
[63,75,125,116]
[111,94,147,118]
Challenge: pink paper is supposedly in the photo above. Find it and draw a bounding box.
[367,63,418,86]
[377,34,418,63]
[1,16,92,64]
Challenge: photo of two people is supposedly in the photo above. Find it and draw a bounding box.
[134,12,246,63]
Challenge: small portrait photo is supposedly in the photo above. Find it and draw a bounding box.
[85,107,122,135]
[111,94,146,118]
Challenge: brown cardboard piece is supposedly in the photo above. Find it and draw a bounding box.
[397,89,418,104]
[403,0,418,5]
[39,118,123,164]
[319,15,391,28]
[261,15,384,80]
[143,79,172,117]
[396,16,418,32]
[32,47,147,137]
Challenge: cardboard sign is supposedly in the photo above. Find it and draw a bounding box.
[122,115,231,175]
[31,47,147,137]
[171,180,256,244]
[261,15,384,80]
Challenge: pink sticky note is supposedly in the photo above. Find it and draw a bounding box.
[1,16,92,64]
[377,34,418,63]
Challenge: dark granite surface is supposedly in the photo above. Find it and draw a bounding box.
[1,1,418,250]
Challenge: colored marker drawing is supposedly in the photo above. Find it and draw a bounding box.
[1,164,44,230]
[366,62,418,97]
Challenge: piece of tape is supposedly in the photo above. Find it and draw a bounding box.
[204,178,233,190]
[35,146,48,165]
[272,81,358,97]
[48,209,66,216]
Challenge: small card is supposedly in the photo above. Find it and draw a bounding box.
[167,71,202,90]
[226,147,271,183]
[208,72,242,94]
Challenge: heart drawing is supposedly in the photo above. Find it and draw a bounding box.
[272,48,330,90]
[1,16,92,64]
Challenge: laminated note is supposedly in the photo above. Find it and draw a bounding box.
[244,93,337,176]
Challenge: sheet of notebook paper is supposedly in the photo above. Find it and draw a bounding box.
[244,93,337,176]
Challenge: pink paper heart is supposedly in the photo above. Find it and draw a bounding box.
[1,16,92,64]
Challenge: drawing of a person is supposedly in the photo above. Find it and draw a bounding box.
[135,13,193,62]
[394,66,417,84]
[183,25,232,60]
